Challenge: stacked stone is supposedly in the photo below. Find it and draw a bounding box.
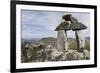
[55,14,87,52]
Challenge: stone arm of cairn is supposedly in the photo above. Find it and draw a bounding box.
[55,21,71,52]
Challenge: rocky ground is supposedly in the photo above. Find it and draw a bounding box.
[33,45,90,62]
[21,37,90,63]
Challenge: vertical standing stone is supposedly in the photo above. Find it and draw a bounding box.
[75,31,80,50]
[63,30,68,51]
[57,30,66,51]
[75,30,85,52]
[55,21,71,52]
[57,30,68,51]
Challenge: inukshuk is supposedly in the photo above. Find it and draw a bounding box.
[55,14,87,52]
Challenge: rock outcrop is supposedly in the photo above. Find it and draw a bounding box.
[35,45,90,62]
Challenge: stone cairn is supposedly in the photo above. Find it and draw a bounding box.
[36,14,89,62]
[55,14,87,52]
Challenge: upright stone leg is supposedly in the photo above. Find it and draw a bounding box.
[57,30,68,51]
[63,30,68,51]
[75,31,80,51]
[57,30,65,51]
[75,30,85,52]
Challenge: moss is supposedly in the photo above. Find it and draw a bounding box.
[68,41,77,49]
[68,40,90,50]
[31,45,45,61]
[85,43,90,51]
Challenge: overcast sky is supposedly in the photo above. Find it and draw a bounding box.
[21,10,90,39]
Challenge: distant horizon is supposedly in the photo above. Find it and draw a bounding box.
[21,36,90,40]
